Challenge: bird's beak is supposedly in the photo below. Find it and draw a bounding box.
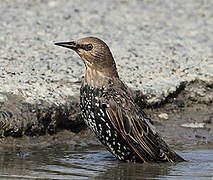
[54,41,78,51]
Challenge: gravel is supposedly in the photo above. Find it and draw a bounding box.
[0,0,213,105]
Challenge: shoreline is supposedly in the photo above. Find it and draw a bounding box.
[0,78,212,141]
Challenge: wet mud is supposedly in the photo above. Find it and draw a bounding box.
[0,79,212,145]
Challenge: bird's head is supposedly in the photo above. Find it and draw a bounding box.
[55,37,118,77]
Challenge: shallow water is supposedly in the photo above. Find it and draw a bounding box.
[0,135,212,180]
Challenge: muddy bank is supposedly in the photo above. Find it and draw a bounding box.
[0,93,85,137]
[0,79,212,141]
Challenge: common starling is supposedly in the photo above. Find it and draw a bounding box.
[55,37,185,163]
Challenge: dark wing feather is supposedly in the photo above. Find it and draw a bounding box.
[101,89,184,163]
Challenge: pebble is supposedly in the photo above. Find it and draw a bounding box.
[181,122,205,129]
[0,93,8,103]
[158,113,169,120]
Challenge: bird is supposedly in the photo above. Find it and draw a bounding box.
[55,37,185,163]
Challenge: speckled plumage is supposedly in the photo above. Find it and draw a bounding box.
[55,37,185,163]
[80,84,139,162]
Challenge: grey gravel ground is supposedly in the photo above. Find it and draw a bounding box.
[0,0,213,105]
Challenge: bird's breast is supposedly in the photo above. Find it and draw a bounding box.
[80,83,105,136]
[80,84,140,162]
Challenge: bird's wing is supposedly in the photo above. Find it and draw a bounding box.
[101,92,182,163]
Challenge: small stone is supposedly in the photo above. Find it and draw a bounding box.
[158,113,169,120]
[181,122,205,128]
[48,1,57,8]
[0,93,8,103]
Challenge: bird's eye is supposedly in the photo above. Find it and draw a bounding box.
[85,44,93,51]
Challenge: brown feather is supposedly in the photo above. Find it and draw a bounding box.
[100,79,184,163]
